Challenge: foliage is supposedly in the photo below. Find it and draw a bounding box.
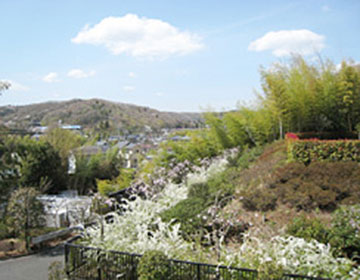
[0,221,10,240]
[257,261,284,280]
[6,187,45,249]
[97,168,134,195]
[224,235,359,279]
[83,183,192,260]
[70,147,121,194]
[161,157,234,236]
[137,250,170,280]
[255,161,360,211]
[44,127,84,166]
[0,81,11,95]
[2,136,67,193]
[288,139,360,164]
[0,138,16,203]
[160,196,207,235]
[288,131,358,140]
[230,145,264,169]
[90,193,114,215]
[242,188,277,212]
[329,205,360,260]
[48,261,67,280]
[82,155,229,262]
[156,130,219,167]
[260,56,360,134]
[286,215,330,245]
[0,98,202,133]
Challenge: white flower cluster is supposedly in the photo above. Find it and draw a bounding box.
[186,156,228,186]
[83,182,191,259]
[224,234,359,279]
[83,155,229,260]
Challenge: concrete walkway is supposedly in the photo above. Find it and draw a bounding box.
[0,245,64,280]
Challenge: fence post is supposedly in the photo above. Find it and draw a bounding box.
[131,255,136,280]
[97,249,102,280]
[64,243,69,277]
[197,263,201,280]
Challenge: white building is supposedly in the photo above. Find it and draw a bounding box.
[37,192,92,228]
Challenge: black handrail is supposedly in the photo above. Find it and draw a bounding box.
[64,240,330,280]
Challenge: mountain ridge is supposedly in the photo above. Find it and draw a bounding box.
[0,98,204,132]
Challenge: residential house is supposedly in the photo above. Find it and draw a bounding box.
[38,192,92,228]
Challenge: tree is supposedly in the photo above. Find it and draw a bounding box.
[7,187,45,250]
[204,113,233,150]
[259,56,360,134]
[336,61,360,131]
[13,137,67,193]
[70,148,122,195]
[0,81,10,95]
[44,127,84,167]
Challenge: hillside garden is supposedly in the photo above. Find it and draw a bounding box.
[76,57,360,279]
[1,57,360,278]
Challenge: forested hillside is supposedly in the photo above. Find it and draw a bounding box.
[0,99,203,132]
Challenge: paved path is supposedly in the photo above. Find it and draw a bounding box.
[0,245,64,280]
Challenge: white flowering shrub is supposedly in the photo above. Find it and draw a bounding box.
[83,183,192,259]
[223,234,359,279]
[79,150,360,279]
[186,156,228,186]
[82,155,230,261]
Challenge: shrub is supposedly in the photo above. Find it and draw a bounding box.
[162,168,237,237]
[48,261,66,280]
[137,250,170,280]
[188,177,234,206]
[236,146,264,169]
[242,188,277,212]
[160,197,207,235]
[286,215,330,245]
[290,131,358,140]
[97,168,134,195]
[258,261,284,280]
[0,221,10,240]
[267,161,360,211]
[329,205,360,260]
[224,235,358,279]
[188,182,210,202]
[288,139,360,164]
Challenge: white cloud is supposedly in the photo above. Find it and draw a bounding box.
[248,29,325,57]
[336,61,360,71]
[5,80,29,91]
[155,92,164,97]
[68,69,96,79]
[128,72,136,78]
[43,72,59,83]
[71,14,203,59]
[123,85,135,92]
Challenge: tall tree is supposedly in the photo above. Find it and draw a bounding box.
[4,136,67,193]
[7,187,45,250]
[44,127,84,167]
[337,61,360,131]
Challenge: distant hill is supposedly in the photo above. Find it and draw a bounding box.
[0,99,204,132]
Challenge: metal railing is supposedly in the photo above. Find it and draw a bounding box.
[64,240,330,280]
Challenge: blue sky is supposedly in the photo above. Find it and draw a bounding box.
[1,0,359,112]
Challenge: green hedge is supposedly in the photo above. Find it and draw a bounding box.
[295,131,358,140]
[288,140,360,164]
